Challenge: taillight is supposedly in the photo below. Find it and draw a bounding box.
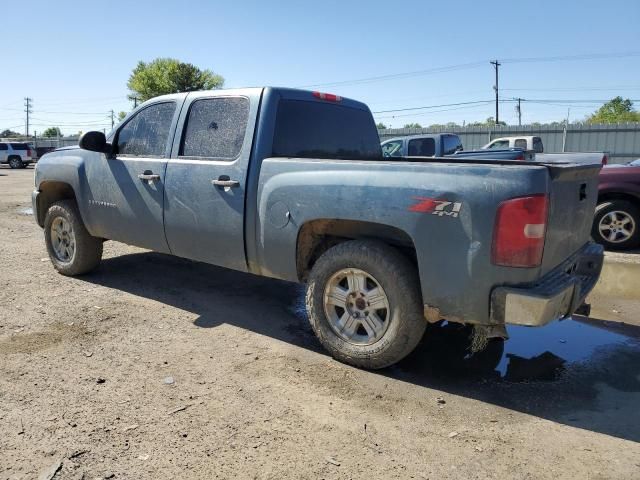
[312,91,342,102]
[515,152,525,160]
[26,148,32,156]
[492,194,548,267]
[601,155,608,166]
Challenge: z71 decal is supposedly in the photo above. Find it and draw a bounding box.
[409,197,462,218]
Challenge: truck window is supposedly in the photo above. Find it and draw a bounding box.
[180,97,249,159]
[488,140,509,149]
[514,139,527,149]
[10,143,28,150]
[272,100,381,160]
[381,140,403,157]
[533,137,544,153]
[116,102,176,157]
[442,135,463,155]
[408,138,435,156]
[0,143,7,150]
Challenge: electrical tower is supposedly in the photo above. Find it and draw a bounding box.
[490,60,500,125]
[24,97,33,136]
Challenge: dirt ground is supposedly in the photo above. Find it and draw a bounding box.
[1,166,639,480]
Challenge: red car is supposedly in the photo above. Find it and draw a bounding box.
[594,159,640,250]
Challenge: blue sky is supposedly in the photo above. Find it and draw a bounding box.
[2,0,640,134]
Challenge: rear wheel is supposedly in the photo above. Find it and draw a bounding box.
[44,200,103,275]
[592,200,640,250]
[306,240,426,369]
[8,157,24,169]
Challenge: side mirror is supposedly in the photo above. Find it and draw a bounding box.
[79,131,112,154]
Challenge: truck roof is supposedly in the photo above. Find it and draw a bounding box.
[138,87,372,112]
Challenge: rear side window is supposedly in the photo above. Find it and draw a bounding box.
[180,97,249,159]
[382,140,403,157]
[0,143,7,150]
[10,143,28,150]
[442,135,462,155]
[488,140,509,149]
[514,139,527,149]
[117,102,176,157]
[533,137,544,153]
[272,100,381,160]
[408,138,435,156]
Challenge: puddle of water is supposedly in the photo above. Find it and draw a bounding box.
[404,317,640,384]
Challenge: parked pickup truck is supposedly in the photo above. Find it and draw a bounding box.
[32,87,604,369]
[381,133,535,161]
[483,135,608,165]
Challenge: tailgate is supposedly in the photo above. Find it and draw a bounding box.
[541,163,601,273]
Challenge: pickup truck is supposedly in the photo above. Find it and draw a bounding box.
[32,87,604,369]
[381,133,535,161]
[483,135,608,165]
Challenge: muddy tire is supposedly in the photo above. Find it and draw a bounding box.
[306,240,426,369]
[592,200,640,250]
[44,200,103,276]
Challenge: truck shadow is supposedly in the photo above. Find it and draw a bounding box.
[81,251,640,444]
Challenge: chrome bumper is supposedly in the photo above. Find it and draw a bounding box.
[491,243,604,327]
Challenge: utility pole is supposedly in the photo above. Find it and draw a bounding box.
[109,109,115,129]
[24,97,33,136]
[515,98,522,126]
[490,60,500,125]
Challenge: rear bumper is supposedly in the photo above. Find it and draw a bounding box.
[490,242,604,327]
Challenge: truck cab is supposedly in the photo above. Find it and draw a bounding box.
[484,136,544,153]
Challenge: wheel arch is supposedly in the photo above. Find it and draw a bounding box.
[598,190,640,208]
[295,218,417,282]
[36,181,77,227]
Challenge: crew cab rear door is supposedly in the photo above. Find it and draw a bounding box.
[163,89,261,272]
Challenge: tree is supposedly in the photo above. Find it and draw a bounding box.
[468,117,506,127]
[403,122,423,129]
[118,111,127,121]
[586,97,640,124]
[42,127,63,138]
[376,122,387,130]
[0,129,21,137]
[127,58,224,102]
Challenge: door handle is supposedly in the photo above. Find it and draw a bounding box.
[211,179,240,188]
[138,173,160,182]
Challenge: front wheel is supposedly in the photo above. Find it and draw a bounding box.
[306,240,426,369]
[44,200,103,275]
[592,200,640,250]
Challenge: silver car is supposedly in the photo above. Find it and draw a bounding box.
[0,142,34,168]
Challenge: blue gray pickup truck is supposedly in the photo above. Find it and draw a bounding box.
[32,87,604,369]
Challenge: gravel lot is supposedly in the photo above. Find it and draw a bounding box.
[1,166,639,480]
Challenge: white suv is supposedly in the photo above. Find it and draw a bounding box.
[0,142,35,168]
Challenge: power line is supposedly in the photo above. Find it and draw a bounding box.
[296,61,487,89]
[501,51,640,64]
[372,100,494,114]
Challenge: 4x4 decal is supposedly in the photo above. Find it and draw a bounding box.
[409,197,462,218]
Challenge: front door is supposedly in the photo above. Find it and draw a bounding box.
[85,100,181,253]
[163,90,260,272]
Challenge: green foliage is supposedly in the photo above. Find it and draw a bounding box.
[468,117,506,127]
[403,122,423,129]
[118,111,127,121]
[42,127,63,138]
[0,129,21,137]
[127,58,225,102]
[586,97,640,124]
[376,122,387,130]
